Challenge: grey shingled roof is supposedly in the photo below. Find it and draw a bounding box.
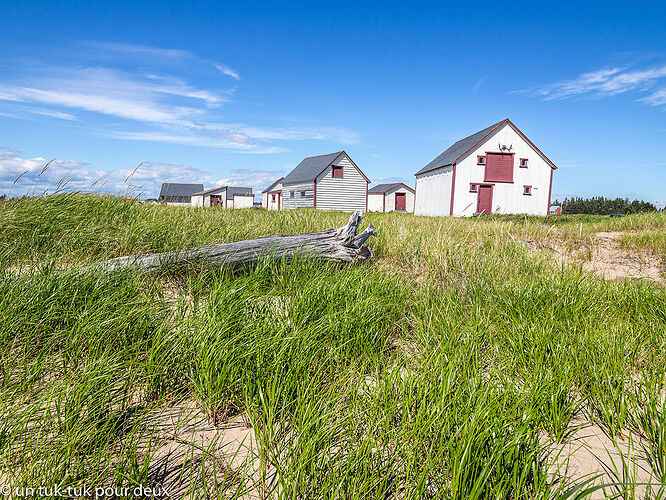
[262,177,284,193]
[225,186,252,200]
[282,152,343,184]
[415,120,506,176]
[159,182,204,199]
[368,182,414,194]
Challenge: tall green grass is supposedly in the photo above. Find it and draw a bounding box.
[1,194,665,498]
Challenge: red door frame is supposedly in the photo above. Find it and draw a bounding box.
[395,192,406,211]
[476,184,494,214]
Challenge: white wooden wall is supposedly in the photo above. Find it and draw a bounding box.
[367,193,384,212]
[414,166,453,216]
[282,181,315,209]
[452,124,552,216]
[261,193,268,208]
[231,195,254,208]
[384,186,415,213]
[191,194,204,207]
[315,156,367,212]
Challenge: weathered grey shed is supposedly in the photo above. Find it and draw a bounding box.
[281,151,369,212]
[159,183,204,205]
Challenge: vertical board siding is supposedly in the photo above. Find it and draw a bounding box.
[281,181,315,209]
[367,193,384,212]
[315,156,367,212]
[191,194,204,207]
[414,166,453,216]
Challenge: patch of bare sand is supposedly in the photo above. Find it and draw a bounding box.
[536,231,663,284]
[545,412,659,499]
[143,401,269,499]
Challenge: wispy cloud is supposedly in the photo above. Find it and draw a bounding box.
[513,64,666,106]
[0,42,357,152]
[215,168,286,195]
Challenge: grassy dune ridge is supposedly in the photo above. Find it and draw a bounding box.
[1,194,666,498]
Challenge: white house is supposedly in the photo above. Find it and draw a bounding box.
[414,119,557,217]
[261,177,284,210]
[367,183,415,213]
[281,151,369,212]
[190,186,253,208]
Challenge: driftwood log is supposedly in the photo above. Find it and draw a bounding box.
[94,211,376,273]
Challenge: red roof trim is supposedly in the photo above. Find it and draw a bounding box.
[368,182,415,194]
[191,186,227,196]
[453,118,557,170]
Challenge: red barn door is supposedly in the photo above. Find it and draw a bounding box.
[476,185,493,214]
[395,192,406,211]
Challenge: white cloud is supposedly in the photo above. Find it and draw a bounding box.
[0,148,213,198]
[513,65,666,104]
[0,42,358,153]
[215,168,286,195]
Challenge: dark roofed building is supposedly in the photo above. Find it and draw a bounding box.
[190,186,253,208]
[281,151,369,212]
[159,183,204,204]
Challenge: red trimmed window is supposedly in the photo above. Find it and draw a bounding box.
[523,185,532,195]
[469,183,478,192]
[484,153,514,183]
[477,155,486,165]
[520,158,529,168]
[290,190,295,198]
[271,194,276,202]
[332,166,343,178]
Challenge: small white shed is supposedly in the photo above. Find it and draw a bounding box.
[367,183,415,213]
[261,177,284,210]
[190,186,253,208]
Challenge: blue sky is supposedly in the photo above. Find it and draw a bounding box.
[1,1,665,206]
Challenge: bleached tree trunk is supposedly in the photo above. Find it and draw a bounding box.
[92,211,377,273]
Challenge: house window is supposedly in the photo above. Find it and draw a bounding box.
[520,158,529,168]
[332,165,343,178]
[523,185,532,195]
[484,153,514,183]
[477,155,486,165]
[469,183,478,192]
[301,190,306,197]
[271,194,276,202]
[290,190,295,198]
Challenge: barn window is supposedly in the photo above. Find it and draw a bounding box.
[477,155,486,165]
[290,190,295,198]
[301,190,306,197]
[469,183,478,192]
[271,194,276,202]
[332,166,343,178]
[523,185,532,195]
[520,158,529,168]
[484,153,514,183]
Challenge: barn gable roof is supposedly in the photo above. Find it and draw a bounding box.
[282,151,370,184]
[159,183,204,198]
[262,177,284,193]
[368,182,415,194]
[225,186,253,200]
[415,119,557,176]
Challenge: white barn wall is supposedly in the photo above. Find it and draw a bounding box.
[367,194,383,212]
[414,166,453,216]
[452,124,552,216]
[232,195,254,208]
[261,193,268,208]
[315,156,367,212]
[282,181,315,209]
[191,194,204,207]
[384,186,415,213]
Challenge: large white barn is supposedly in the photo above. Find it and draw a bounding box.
[190,186,253,208]
[280,151,369,212]
[414,119,557,217]
[367,183,415,213]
